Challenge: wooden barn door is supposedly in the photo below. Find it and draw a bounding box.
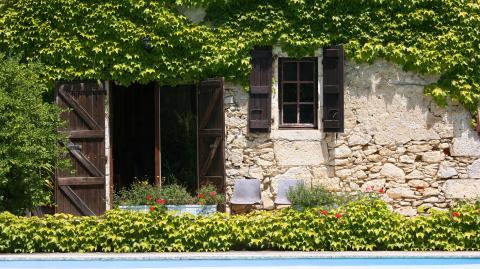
[55,81,106,216]
[197,78,225,193]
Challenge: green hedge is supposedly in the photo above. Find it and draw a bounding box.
[0,198,479,252]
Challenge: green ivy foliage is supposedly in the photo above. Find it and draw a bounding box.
[0,55,67,214]
[0,198,479,252]
[0,0,479,120]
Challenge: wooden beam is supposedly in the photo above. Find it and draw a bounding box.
[64,130,105,139]
[198,86,222,130]
[66,144,104,177]
[59,186,95,216]
[58,87,103,131]
[199,136,221,177]
[58,177,104,186]
[154,83,161,186]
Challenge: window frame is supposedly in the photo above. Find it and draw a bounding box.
[278,57,318,129]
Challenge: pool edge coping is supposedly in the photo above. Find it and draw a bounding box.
[1,251,480,261]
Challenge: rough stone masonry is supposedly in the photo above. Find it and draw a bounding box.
[224,58,480,216]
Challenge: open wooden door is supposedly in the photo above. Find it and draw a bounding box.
[55,81,106,216]
[197,78,225,193]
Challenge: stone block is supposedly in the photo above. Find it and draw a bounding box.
[467,159,480,178]
[395,206,417,217]
[274,140,327,166]
[348,133,372,146]
[408,179,429,188]
[380,163,405,182]
[334,145,352,158]
[421,151,445,163]
[437,162,458,179]
[443,179,480,199]
[387,187,415,199]
[313,177,341,192]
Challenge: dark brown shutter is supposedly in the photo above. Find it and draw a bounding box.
[55,81,106,216]
[249,47,273,132]
[197,78,225,193]
[323,45,344,132]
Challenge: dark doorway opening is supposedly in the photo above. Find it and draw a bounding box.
[112,83,155,190]
[160,85,198,193]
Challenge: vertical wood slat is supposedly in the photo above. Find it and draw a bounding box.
[249,47,273,132]
[322,45,345,132]
[154,83,161,186]
[197,78,225,194]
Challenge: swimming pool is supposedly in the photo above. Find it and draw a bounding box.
[1,258,480,269]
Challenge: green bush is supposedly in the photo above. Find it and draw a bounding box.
[113,180,161,206]
[159,184,195,205]
[287,184,339,210]
[0,55,66,214]
[0,198,479,252]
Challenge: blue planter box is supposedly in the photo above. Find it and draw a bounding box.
[118,205,217,216]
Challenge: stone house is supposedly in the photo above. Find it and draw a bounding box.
[53,9,480,217]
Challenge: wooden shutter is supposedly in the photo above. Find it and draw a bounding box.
[197,78,225,193]
[249,47,273,132]
[323,45,344,132]
[55,81,106,216]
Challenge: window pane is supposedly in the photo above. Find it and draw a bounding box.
[300,105,314,124]
[300,83,314,102]
[300,61,314,81]
[282,62,297,81]
[283,104,297,123]
[282,83,297,102]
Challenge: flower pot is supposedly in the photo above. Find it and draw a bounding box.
[166,204,217,216]
[118,205,150,213]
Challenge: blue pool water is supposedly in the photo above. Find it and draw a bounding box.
[1,258,480,269]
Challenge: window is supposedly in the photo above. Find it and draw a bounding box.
[278,57,318,128]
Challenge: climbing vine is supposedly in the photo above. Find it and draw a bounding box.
[0,0,479,121]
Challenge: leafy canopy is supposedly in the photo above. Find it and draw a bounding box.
[0,0,479,119]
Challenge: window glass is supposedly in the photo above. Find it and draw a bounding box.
[299,62,314,81]
[299,83,314,102]
[283,105,297,123]
[300,105,314,123]
[283,62,297,81]
[283,83,297,102]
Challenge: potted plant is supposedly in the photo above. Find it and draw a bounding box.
[114,180,161,213]
[161,184,224,216]
[114,181,224,216]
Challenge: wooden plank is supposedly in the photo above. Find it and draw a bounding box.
[198,86,222,130]
[198,129,223,136]
[59,186,95,216]
[199,136,221,177]
[58,177,104,186]
[67,145,104,177]
[154,83,161,186]
[58,87,102,131]
[64,130,105,139]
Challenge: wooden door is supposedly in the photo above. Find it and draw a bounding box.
[197,78,225,193]
[55,81,106,216]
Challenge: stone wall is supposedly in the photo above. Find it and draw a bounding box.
[224,58,480,216]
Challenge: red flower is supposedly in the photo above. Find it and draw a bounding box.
[378,188,385,194]
[321,210,329,215]
[451,212,460,218]
[335,213,342,219]
[149,206,155,212]
[146,194,152,201]
[156,199,166,205]
[209,191,217,197]
[198,193,205,199]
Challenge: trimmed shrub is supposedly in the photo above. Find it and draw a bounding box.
[0,55,66,214]
[0,198,479,252]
